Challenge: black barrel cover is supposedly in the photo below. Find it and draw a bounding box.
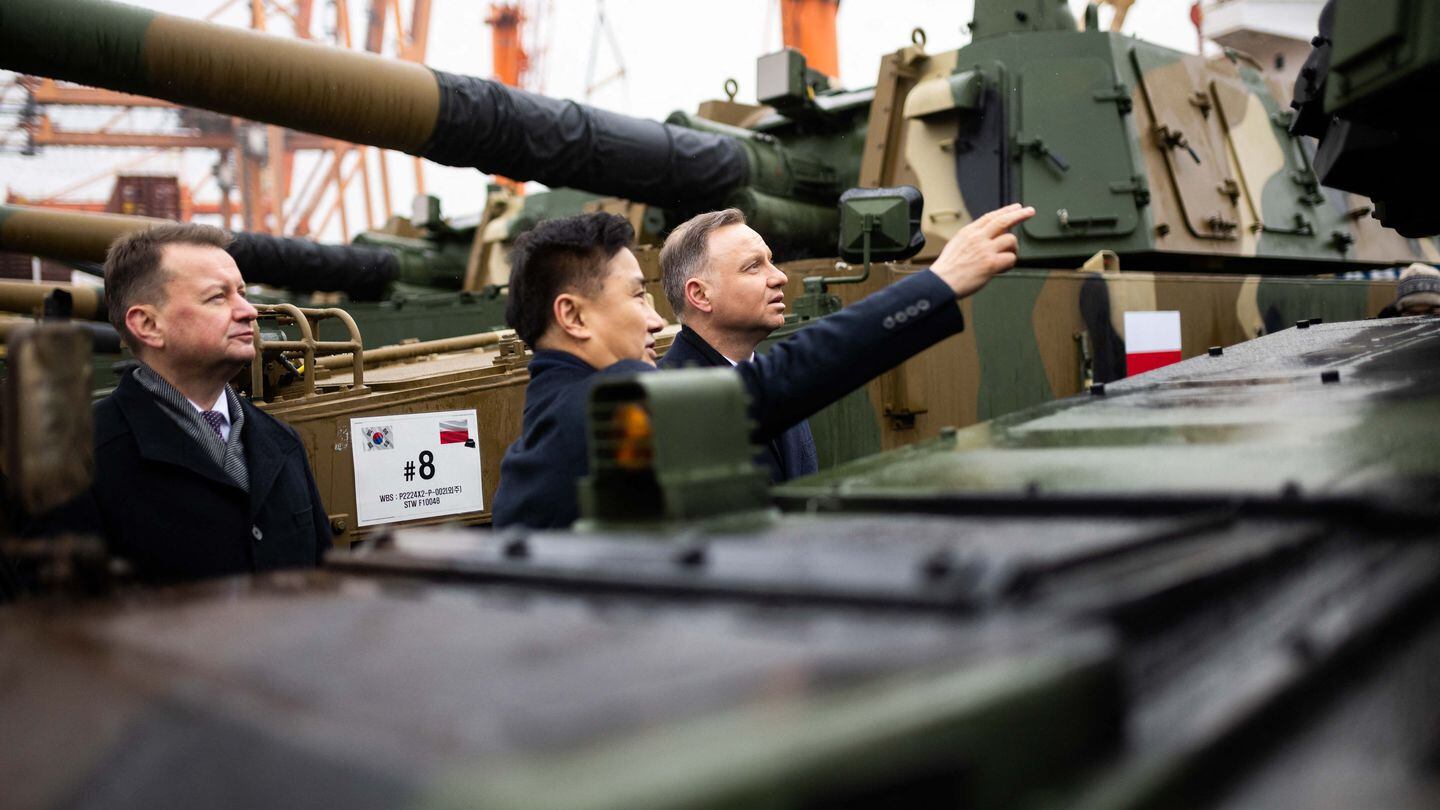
[421,70,749,211]
[228,233,398,301]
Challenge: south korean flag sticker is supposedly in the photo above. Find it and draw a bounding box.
[362,425,394,451]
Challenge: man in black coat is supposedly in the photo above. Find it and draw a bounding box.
[33,223,331,584]
[491,204,1034,529]
[656,208,816,483]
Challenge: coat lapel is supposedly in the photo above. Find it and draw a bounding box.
[240,400,288,519]
[113,374,241,492]
[671,327,788,482]
[673,327,730,367]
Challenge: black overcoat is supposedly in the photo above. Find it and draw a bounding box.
[43,371,332,584]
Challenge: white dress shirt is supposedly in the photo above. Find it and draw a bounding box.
[721,352,756,366]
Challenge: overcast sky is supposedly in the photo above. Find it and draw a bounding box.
[0,0,1305,242]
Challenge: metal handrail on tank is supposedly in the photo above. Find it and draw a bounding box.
[252,304,366,398]
[314,328,509,372]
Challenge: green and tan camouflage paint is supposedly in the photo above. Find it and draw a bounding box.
[783,258,1396,467]
[878,29,1438,269]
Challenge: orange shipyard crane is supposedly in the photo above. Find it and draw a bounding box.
[3,0,434,241]
[488,4,531,91]
[486,3,531,194]
[256,0,434,239]
[780,0,839,80]
[5,1,326,233]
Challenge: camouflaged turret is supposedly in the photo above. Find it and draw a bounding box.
[4,0,1432,269]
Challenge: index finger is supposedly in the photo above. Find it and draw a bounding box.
[970,203,1024,230]
[983,205,1035,236]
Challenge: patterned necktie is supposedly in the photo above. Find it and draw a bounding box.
[201,410,227,441]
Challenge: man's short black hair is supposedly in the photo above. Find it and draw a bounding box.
[506,212,635,346]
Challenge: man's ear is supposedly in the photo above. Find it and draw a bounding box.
[683,277,714,315]
[551,292,591,341]
[125,304,165,352]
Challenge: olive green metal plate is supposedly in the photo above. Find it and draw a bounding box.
[777,316,1440,505]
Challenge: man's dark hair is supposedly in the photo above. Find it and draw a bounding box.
[659,208,745,320]
[103,222,234,347]
[505,212,635,346]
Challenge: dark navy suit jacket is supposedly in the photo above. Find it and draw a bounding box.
[491,269,964,529]
[659,325,818,484]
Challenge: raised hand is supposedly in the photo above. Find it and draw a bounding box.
[929,203,1035,299]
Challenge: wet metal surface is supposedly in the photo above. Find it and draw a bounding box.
[4,319,1440,808]
[0,569,1115,809]
[777,317,1440,509]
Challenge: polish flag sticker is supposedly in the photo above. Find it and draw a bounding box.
[1124,311,1183,376]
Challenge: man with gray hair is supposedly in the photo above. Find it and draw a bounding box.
[658,208,815,482]
[32,223,331,583]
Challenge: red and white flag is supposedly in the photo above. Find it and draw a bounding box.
[1124,311,1183,376]
[438,419,470,445]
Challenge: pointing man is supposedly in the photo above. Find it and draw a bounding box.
[32,223,331,583]
[492,204,1035,529]
[657,208,816,483]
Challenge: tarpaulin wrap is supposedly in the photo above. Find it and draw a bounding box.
[420,70,749,210]
[228,234,398,301]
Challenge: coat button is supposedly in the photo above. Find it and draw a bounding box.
[252,525,263,542]
[895,310,909,323]
[883,316,896,329]
[917,299,931,311]
[905,304,920,317]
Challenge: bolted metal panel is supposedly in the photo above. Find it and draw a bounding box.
[1018,57,1141,242]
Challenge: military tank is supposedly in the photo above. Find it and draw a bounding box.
[2,0,1430,462]
[0,201,511,348]
[0,202,397,298]
[2,4,1439,805]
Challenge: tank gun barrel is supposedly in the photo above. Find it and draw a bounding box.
[0,280,104,322]
[0,0,749,212]
[0,205,398,301]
